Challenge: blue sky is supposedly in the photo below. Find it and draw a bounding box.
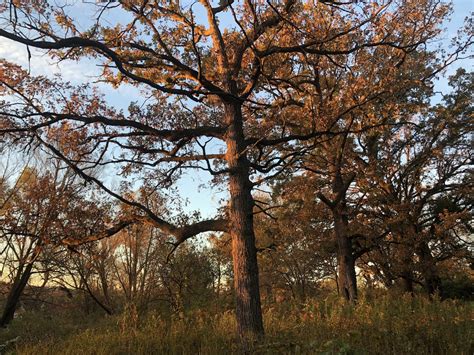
[432,1,473,92]
[0,0,472,218]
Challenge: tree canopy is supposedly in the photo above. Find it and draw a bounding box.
[0,0,472,345]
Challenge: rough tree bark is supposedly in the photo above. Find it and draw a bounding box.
[224,101,264,340]
[333,206,358,302]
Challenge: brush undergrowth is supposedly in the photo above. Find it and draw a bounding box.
[0,292,472,354]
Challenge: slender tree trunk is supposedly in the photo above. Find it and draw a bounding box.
[216,265,221,297]
[333,209,358,302]
[80,272,113,316]
[0,241,44,327]
[99,269,113,311]
[224,102,264,341]
[334,266,340,295]
[0,261,34,327]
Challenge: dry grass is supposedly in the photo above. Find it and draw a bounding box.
[1,292,472,354]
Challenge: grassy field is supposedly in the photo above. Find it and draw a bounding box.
[0,292,472,354]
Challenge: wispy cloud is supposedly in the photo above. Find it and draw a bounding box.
[0,37,143,109]
[0,38,99,81]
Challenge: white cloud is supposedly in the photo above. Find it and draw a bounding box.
[0,37,100,82]
[0,37,143,109]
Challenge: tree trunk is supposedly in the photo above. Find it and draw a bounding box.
[224,102,264,341]
[320,138,358,303]
[416,241,442,296]
[99,268,113,312]
[0,261,34,327]
[80,271,113,315]
[399,239,415,295]
[333,210,358,302]
[328,155,358,303]
[400,273,414,294]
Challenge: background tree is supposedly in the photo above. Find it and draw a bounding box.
[254,182,335,302]
[0,158,109,326]
[357,69,473,295]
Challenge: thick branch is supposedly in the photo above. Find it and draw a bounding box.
[0,112,226,141]
[62,215,228,247]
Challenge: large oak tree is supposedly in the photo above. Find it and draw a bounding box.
[0,0,462,339]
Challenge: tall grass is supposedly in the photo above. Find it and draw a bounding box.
[1,292,472,354]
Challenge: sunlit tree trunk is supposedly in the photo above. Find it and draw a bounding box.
[224,101,264,341]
